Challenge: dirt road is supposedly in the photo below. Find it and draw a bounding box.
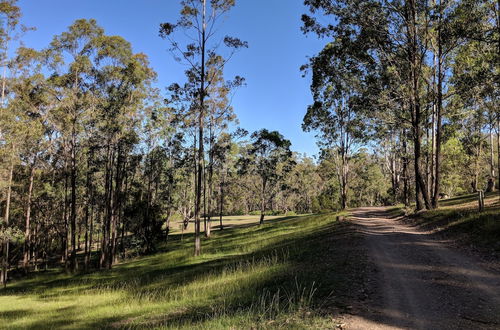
[344,207,500,330]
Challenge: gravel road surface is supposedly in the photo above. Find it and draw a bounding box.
[344,207,500,330]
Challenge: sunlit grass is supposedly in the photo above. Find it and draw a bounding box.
[168,214,307,234]
[0,213,347,328]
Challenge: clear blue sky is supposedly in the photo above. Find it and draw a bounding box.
[18,0,324,157]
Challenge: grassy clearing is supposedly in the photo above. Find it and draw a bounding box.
[0,212,362,329]
[402,192,500,252]
[169,214,299,235]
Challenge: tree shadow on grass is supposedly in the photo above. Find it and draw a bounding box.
[0,309,32,323]
[1,229,249,296]
[402,203,500,251]
[114,220,362,328]
[1,213,364,328]
[0,306,80,329]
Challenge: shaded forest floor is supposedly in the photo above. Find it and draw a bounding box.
[0,212,366,329]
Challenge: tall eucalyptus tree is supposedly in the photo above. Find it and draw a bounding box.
[160,0,247,255]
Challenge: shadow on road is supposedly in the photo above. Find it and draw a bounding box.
[343,207,500,330]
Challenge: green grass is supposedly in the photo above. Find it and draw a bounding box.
[384,205,407,218]
[403,192,500,252]
[0,212,361,329]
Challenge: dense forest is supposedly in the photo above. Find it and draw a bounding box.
[0,0,499,291]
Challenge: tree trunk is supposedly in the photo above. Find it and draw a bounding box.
[1,161,13,288]
[426,97,432,199]
[108,148,117,268]
[165,210,171,242]
[111,148,124,266]
[23,165,35,272]
[432,8,443,209]
[69,129,78,272]
[33,223,39,271]
[407,0,431,211]
[89,206,94,268]
[84,208,89,270]
[260,178,266,224]
[402,130,410,207]
[205,128,214,238]
[203,157,208,237]
[120,216,126,258]
[430,90,436,200]
[100,145,113,269]
[84,150,93,270]
[413,123,431,210]
[62,161,69,265]
[219,178,224,230]
[486,127,496,192]
[194,0,207,257]
[44,216,49,271]
[341,152,348,210]
[121,164,130,256]
[473,133,482,192]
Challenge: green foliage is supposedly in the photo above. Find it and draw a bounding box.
[440,136,472,196]
[311,197,321,213]
[0,225,23,242]
[316,185,340,213]
[349,151,390,207]
[302,0,500,210]
[243,129,294,180]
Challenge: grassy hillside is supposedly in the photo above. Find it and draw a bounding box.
[0,213,364,329]
[403,193,500,253]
